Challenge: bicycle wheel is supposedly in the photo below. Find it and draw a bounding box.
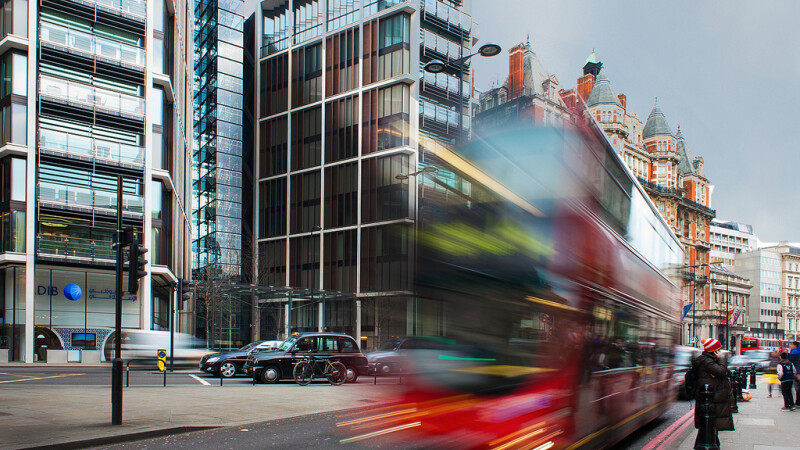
[294,361,313,386]
[326,361,347,386]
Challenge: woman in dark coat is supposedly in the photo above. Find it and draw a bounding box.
[692,338,734,449]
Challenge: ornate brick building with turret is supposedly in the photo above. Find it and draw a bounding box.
[564,51,717,344]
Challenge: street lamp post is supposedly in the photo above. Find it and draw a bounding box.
[714,278,731,351]
[423,42,502,145]
[685,262,711,347]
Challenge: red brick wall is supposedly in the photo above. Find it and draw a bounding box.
[509,50,523,99]
[577,74,593,102]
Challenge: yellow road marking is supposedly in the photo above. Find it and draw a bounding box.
[0,373,84,384]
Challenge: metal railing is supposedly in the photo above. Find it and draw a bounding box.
[40,21,145,68]
[38,181,144,213]
[36,235,115,262]
[39,75,145,118]
[39,128,144,166]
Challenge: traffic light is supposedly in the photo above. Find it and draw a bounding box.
[128,244,149,294]
[178,279,193,311]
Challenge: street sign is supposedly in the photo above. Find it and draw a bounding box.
[690,337,697,343]
[157,348,167,372]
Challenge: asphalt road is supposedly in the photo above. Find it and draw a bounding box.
[0,365,281,386]
[91,399,696,449]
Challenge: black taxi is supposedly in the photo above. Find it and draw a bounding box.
[244,332,369,384]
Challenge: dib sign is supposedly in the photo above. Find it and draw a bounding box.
[157,349,167,372]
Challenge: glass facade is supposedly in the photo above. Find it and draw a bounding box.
[0,0,193,362]
[254,0,471,347]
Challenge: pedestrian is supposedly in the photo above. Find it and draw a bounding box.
[778,351,796,411]
[789,342,800,405]
[692,338,734,449]
[765,351,780,398]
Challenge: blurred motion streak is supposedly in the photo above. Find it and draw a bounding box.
[339,110,683,448]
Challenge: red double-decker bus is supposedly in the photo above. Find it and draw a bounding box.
[338,119,683,448]
[741,337,795,354]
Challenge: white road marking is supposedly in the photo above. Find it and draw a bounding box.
[189,374,211,386]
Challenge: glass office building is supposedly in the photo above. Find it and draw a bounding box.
[193,0,250,349]
[0,0,194,362]
[250,0,474,350]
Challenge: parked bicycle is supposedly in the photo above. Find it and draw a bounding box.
[293,353,347,386]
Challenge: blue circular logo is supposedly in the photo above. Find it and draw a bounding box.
[64,284,82,301]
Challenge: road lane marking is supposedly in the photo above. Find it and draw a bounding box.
[642,409,694,450]
[0,373,84,384]
[189,374,211,386]
[655,410,695,450]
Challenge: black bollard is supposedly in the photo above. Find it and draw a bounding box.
[738,369,746,401]
[696,383,719,450]
[730,370,739,414]
[749,364,757,389]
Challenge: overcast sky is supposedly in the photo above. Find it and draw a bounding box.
[470,0,799,243]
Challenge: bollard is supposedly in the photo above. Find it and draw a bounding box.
[696,383,719,450]
[730,370,739,414]
[126,366,130,388]
[736,369,745,401]
[749,364,757,389]
[220,369,224,386]
[163,369,167,387]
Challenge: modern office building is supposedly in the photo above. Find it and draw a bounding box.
[0,0,194,362]
[776,243,800,340]
[703,265,751,353]
[735,247,784,339]
[709,219,757,269]
[193,0,250,347]
[249,0,475,350]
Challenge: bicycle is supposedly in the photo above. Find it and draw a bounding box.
[293,353,347,386]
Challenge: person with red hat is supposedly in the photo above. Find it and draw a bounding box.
[691,338,734,449]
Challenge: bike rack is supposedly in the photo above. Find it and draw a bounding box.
[125,358,162,387]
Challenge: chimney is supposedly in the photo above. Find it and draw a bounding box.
[618,94,626,109]
[577,74,594,102]
[508,44,524,99]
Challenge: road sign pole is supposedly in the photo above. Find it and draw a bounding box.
[112,175,124,425]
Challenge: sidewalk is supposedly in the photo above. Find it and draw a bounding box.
[675,375,800,449]
[0,381,397,449]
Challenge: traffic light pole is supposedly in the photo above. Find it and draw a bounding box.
[170,282,176,372]
[112,175,124,425]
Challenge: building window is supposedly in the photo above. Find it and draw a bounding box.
[291,107,321,170]
[290,171,321,234]
[360,225,409,291]
[325,28,359,95]
[325,95,358,162]
[260,53,289,116]
[376,84,409,150]
[323,229,356,291]
[259,178,287,238]
[292,43,322,107]
[361,153,408,223]
[1,0,27,38]
[377,13,410,80]
[0,52,26,98]
[258,239,286,287]
[324,162,357,228]
[259,116,288,177]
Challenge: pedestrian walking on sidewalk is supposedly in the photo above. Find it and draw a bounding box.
[693,338,734,449]
[765,351,780,398]
[789,342,800,405]
[777,352,796,411]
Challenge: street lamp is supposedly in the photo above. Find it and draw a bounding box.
[684,262,711,347]
[714,278,731,351]
[423,42,502,143]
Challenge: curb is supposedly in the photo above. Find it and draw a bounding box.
[22,426,218,450]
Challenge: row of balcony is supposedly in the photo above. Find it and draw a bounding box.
[39,75,145,119]
[40,21,146,69]
[37,235,115,263]
[422,29,468,64]
[39,181,144,214]
[421,0,471,34]
[39,128,144,167]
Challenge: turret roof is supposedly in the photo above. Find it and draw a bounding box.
[585,69,621,107]
[642,99,673,138]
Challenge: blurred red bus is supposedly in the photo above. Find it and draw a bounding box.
[338,119,683,448]
[741,338,793,354]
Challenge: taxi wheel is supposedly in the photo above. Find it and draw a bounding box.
[261,365,281,384]
[219,362,236,378]
[345,366,358,383]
